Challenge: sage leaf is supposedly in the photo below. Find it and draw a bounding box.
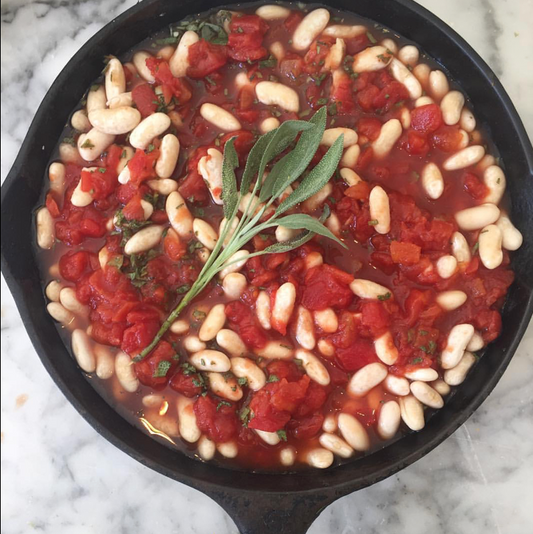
[221,137,239,220]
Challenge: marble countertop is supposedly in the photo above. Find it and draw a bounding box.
[1,1,532,533]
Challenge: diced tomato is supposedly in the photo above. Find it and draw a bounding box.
[134,341,176,389]
[293,380,328,418]
[122,195,145,221]
[463,172,489,200]
[59,251,92,282]
[390,241,422,265]
[357,117,382,141]
[283,11,303,33]
[227,15,268,62]
[336,337,378,371]
[401,130,430,156]
[45,192,61,218]
[169,368,204,397]
[288,412,324,440]
[225,300,268,348]
[329,70,355,112]
[194,395,239,443]
[373,81,409,111]
[266,360,303,383]
[121,320,160,355]
[127,149,160,185]
[187,39,228,78]
[132,83,158,117]
[431,126,465,153]
[163,229,186,261]
[301,264,354,310]
[356,84,380,111]
[411,104,443,134]
[145,57,192,103]
[360,300,391,336]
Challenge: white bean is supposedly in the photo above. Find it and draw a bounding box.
[177,396,201,443]
[429,70,449,100]
[107,92,133,109]
[59,287,88,316]
[295,306,316,350]
[222,273,247,300]
[340,168,362,187]
[190,350,231,372]
[338,413,370,451]
[272,283,296,333]
[369,185,391,234]
[269,41,285,61]
[256,291,271,330]
[443,351,476,386]
[373,119,402,159]
[383,374,410,396]
[94,344,115,379]
[319,433,354,458]
[48,161,66,196]
[324,38,346,71]
[133,51,156,82]
[231,357,266,391]
[347,362,388,397]
[414,96,434,107]
[399,395,425,431]
[166,191,193,238]
[200,103,241,131]
[148,178,178,195]
[198,435,216,461]
[314,308,338,333]
[104,57,126,101]
[323,24,366,39]
[260,117,280,133]
[302,182,332,212]
[451,231,472,264]
[412,63,431,86]
[193,218,218,250]
[399,106,411,129]
[47,302,74,325]
[71,329,96,373]
[295,349,330,386]
[466,331,484,352]
[208,372,243,401]
[389,58,422,99]
[86,85,106,114]
[198,148,224,205]
[88,106,141,135]
[341,144,360,168]
[142,394,164,408]
[436,290,467,311]
[306,448,334,468]
[199,304,226,342]
[78,128,115,161]
[45,280,63,302]
[483,165,506,205]
[292,8,330,51]
[280,447,296,466]
[374,331,398,365]
[115,351,139,393]
[71,109,91,132]
[183,335,206,353]
[496,213,523,251]
[441,324,475,369]
[304,251,323,270]
[218,249,249,279]
[321,127,358,147]
[380,38,398,54]
[479,224,503,269]
[255,429,281,446]
[124,225,164,255]
[410,381,444,409]
[217,441,238,458]
[377,401,401,440]
[350,279,391,300]
[398,45,419,66]
[59,143,82,164]
[421,162,444,200]
[275,225,299,242]
[404,367,439,382]
[436,255,458,279]
[71,173,94,207]
[155,134,180,179]
[431,379,451,396]
[130,113,171,150]
[317,339,335,358]
[460,108,476,132]
[255,341,293,360]
[455,203,500,231]
[170,319,189,335]
[255,81,300,112]
[169,30,199,77]
[443,145,485,171]
[352,46,393,73]
[36,207,55,249]
[219,217,239,247]
[440,91,465,126]
[256,5,290,20]
[215,329,245,357]
[322,414,337,433]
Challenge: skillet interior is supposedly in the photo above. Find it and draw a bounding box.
[2,1,532,532]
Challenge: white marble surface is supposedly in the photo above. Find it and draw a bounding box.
[1,0,533,532]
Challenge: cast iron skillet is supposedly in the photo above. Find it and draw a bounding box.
[2,0,532,532]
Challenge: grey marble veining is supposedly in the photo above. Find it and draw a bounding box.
[1,1,532,533]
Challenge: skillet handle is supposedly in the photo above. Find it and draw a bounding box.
[208,488,336,534]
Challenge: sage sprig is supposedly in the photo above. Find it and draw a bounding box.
[134,107,346,361]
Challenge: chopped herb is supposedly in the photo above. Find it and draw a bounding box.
[107,255,124,269]
[205,76,217,86]
[239,406,251,427]
[378,55,390,64]
[313,73,327,86]
[472,242,480,254]
[276,430,288,441]
[181,362,198,375]
[411,171,420,182]
[80,139,95,149]
[407,329,415,344]
[192,309,207,321]
[217,400,232,411]
[153,360,171,378]
[419,329,428,336]
[224,88,229,96]
[368,219,379,226]
[411,357,423,364]
[377,292,392,301]
[366,32,377,44]
[327,102,338,116]
[63,136,76,146]
[428,341,437,354]
[121,149,128,159]
[237,377,248,386]
[176,284,191,294]
[259,58,277,69]
[267,374,280,383]
[155,36,178,45]
[298,109,311,118]
[316,98,328,106]
[98,167,106,173]
[146,144,156,153]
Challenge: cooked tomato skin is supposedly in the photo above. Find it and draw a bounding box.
[194,395,239,442]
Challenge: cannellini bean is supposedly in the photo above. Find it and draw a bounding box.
[323,24,366,39]
[341,144,360,167]
[217,441,238,458]
[87,85,106,114]
[441,324,475,369]
[399,395,425,431]
[389,58,422,99]
[269,41,285,61]
[414,96,434,108]
[483,166,506,205]
[255,81,300,112]
[479,224,503,269]
[118,165,131,185]
[255,429,281,446]
[444,351,476,386]
[304,251,323,270]
[124,225,164,255]
[429,70,449,100]
[198,148,224,205]
[350,279,391,300]
[208,372,243,401]
[142,394,164,408]
[133,51,156,82]
[183,335,206,353]
[36,207,55,249]
[369,185,391,234]
[496,213,523,251]
[412,63,430,86]
[147,178,178,195]
[256,5,290,19]
[440,91,465,126]
[219,217,239,247]
[272,283,296,332]
[466,331,484,352]
[352,45,393,73]
[399,107,411,129]
[200,103,241,131]
[326,212,341,236]
[199,304,226,342]
[302,182,332,211]
[380,38,398,54]
[71,109,91,132]
[340,168,362,187]
[216,329,246,357]
[324,38,346,71]
[451,231,472,264]
[398,45,419,66]
[374,331,398,365]
[130,113,171,150]
[115,351,139,392]
[48,161,66,196]
[319,433,353,458]
[317,339,335,357]
[59,287,88,316]
[139,199,154,221]
[94,344,115,379]
[231,357,266,391]
[260,117,280,133]
[455,203,500,231]
[460,108,476,132]
[47,302,74,325]
[421,162,444,200]
[157,46,175,61]
[443,145,485,171]
[168,110,184,129]
[280,447,296,466]
[105,58,126,101]
[338,413,370,451]
[256,291,271,330]
[193,219,218,251]
[383,374,410,396]
[275,225,299,242]
[347,362,388,397]
[218,249,249,279]
[321,127,358,147]
[59,143,82,164]
[292,8,330,51]
[431,379,451,396]
[45,280,63,302]
[323,414,337,433]
[170,319,189,335]
[436,255,458,279]
[436,290,467,311]
[255,341,293,360]
[476,154,496,173]
[155,134,180,179]
[373,119,402,159]
[88,106,141,135]
[177,396,201,443]
[222,273,247,299]
[71,329,96,373]
[169,30,199,77]
[295,306,316,350]
[116,146,134,175]
[190,350,231,373]
[166,191,193,238]
[377,401,401,440]
[198,435,216,461]
[296,349,330,386]
[71,172,95,207]
[306,448,334,468]
[314,308,338,333]
[78,128,115,161]
[411,381,444,409]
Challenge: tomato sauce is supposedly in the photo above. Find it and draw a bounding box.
[36,3,516,471]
